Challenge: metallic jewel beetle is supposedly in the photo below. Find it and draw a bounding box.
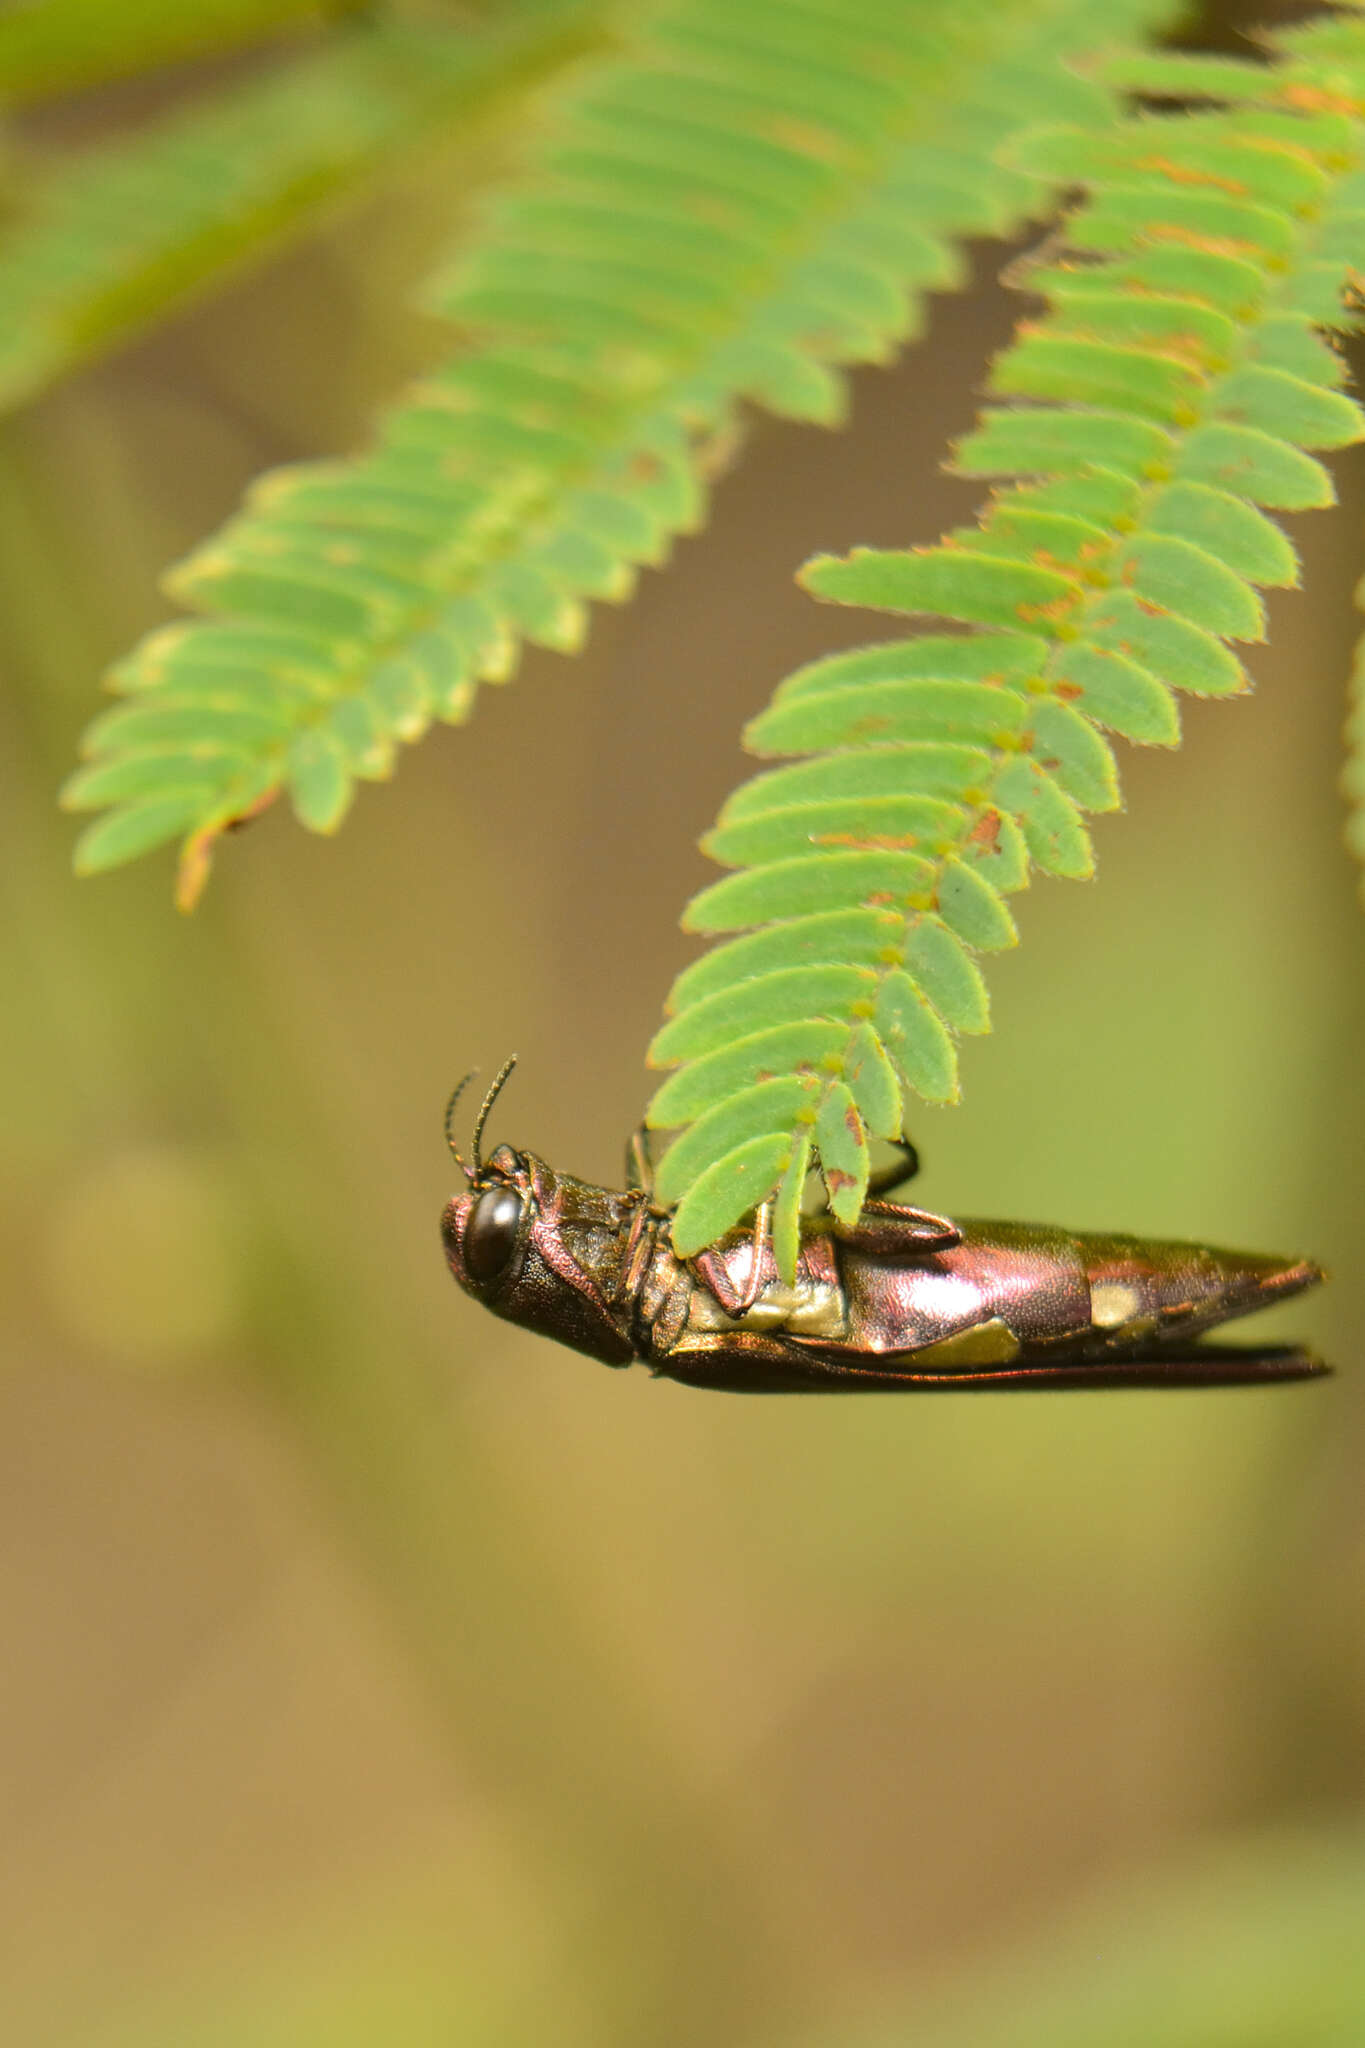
[440,1062,1328,1393]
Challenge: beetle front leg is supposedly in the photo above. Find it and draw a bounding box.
[625,1124,655,1194]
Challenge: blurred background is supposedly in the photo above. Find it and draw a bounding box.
[2,10,1365,2045]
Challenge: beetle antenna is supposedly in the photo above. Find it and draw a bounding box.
[471,1055,517,1173]
[444,1070,478,1182]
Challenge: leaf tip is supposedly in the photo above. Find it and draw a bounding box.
[796,551,842,598]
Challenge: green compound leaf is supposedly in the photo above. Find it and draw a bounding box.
[656,21,1365,1275]
[69,0,1185,906]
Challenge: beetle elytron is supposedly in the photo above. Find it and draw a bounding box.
[441,1063,1327,1392]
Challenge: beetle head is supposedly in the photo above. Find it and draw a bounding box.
[440,1063,637,1367]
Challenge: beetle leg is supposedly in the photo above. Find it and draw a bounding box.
[625,1124,655,1194]
[833,1199,962,1253]
[809,1139,921,1219]
[733,1202,771,1317]
[866,1138,920,1196]
[610,1193,652,1305]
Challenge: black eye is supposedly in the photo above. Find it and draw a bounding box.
[465,1185,523,1284]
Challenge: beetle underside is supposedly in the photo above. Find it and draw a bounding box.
[439,1068,1328,1393]
[657,1211,1326,1392]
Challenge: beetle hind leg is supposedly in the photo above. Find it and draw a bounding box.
[866,1138,920,1196]
[809,1137,920,1214]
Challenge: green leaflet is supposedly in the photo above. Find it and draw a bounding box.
[935,860,1018,953]
[1030,701,1123,809]
[902,919,990,1034]
[652,1077,818,1211]
[771,1130,812,1283]
[815,1083,870,1226]
[649,965,878,1064]
[1083,593,1247,698]
[1051,645,1180,746]
[669,1133,796,1262]
[844,1022,902,1140]
[666,908,905,1013]
[1038,285,1239,362]
[657,23,1365,1270]
[874,971,958,1106]
[954,407,1177,481]
[702,795,965,868]
[684,850,937,932]
[1175,425,1334,509]
[961,507,1109,570]
[1116,535,1264,641]
[800,547,1079,633]
[648,1019,847,1130]
[746,680,1028,755]
[70,0,1182,905]
[717,743,993,819]
[73,792,233,875]
[63,749,253,810]
[1213,366,1363,449]
[958,808,1032,893]
[1143,483,1299,588]
[991,760,1093,880]
[993,333,1203,423]
[771,632,1046,703]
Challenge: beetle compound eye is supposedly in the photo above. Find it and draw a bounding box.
[464,1185,524,1284]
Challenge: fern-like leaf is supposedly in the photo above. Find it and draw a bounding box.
[0,8,592,418]
[66,0,1180,906]
[652,19,1365,1272]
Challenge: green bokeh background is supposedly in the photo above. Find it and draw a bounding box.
[2,120,1363,2048]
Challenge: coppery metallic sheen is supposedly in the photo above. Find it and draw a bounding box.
[440,1131,1328,1393]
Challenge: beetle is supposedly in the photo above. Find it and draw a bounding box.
[440,1061,1327,1392]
